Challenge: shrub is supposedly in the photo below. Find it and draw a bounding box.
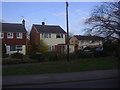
[69,53,78,60]
[11,52,24,59]
[29,54,44,62]
[45,52,58,61]
[75,51,93,58]
[2,53,9,58]
[93,51,105,57]
[2,58,37,65]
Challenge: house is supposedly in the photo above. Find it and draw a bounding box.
[1,20,27,55]
[70,35,104,50]
[30,22,66,51]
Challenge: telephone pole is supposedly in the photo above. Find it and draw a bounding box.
[66,0,69,62]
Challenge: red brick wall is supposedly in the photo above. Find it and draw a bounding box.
[2,33,26,45]
[30,26,40,44]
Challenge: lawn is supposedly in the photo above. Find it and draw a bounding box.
[2,56,119,76]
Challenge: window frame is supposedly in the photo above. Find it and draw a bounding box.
[56,34,63,38]
[0,32,4,38]
[16,45,22,51]
[17,33,22,39]
[7,32,13,39]
[10,45,22,51]
[42,33,51,38]
[10,45,16,51]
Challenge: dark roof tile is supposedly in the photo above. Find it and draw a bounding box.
[1,23,27,33]
[33,24,66,34]
[74,35,104,40]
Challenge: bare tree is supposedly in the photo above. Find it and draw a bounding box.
[85,1,120,39]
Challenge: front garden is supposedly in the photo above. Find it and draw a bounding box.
[3,56,119,76]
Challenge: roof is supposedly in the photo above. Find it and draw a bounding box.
[33,24,66,34]
[74,35,104,40]
[1,23,27,33]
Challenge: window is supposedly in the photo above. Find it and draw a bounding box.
[7,32,13,38]
[56,34,63,38]
[0,32,4,38]
[17,33,22,39]
[16,45,22,51]
[10,45,22,51]
[42,33,51,38]
[10,46,16,51]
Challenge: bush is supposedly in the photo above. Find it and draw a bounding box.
[75,51,93,58]
[2,58,37,65]
[2,53,9,58]
[45,52,58,61]
[11,52,24,59]
[69,53,78,60]
[93,51,105,57]
[29,54,44,62]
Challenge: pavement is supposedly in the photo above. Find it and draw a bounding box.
[2,69,120,87]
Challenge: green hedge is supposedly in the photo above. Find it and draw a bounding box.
[75,51,93,58]
[2,58,37,65]
[11,52,24,59]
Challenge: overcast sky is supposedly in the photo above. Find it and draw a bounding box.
[2,2,102,35]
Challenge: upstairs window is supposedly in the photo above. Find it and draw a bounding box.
[17,33,22,39]
[42,33,51,38]
[56,34,63,38]
[7,32,13,39]
[0,32,4,38]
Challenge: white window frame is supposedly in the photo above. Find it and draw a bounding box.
[42,33,51,38]
[16,45,22,51]
[56,34,63,38]
[17,33,22,39]
[7,32,13,39]
[10,45,22,51]
[0,32,4,38]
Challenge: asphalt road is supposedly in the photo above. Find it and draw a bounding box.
[4,78,119,88]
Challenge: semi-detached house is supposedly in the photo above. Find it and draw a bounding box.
[0,20,27,55]
[30,22,66,51]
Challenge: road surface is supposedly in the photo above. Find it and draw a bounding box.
[4,78,119,88]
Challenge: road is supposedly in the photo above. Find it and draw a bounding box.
[4,78,119,88]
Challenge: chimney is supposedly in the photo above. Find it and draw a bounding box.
[22,19,25,26]
[42,22,45,25]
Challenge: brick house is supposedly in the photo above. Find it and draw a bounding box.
[30,22,66,51]
[70,35,104,50]
[0,20,27,55]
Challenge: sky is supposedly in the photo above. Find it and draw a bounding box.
[1,2,102,35]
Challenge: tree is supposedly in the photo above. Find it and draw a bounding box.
[85,1,120,39]
[29,40,48,55]
[84,1,120,58]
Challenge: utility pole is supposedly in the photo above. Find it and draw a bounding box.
[66,0,69,62]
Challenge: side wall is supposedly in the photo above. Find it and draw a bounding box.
[30,26,40,44]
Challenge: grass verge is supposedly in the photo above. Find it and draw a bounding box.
[3,56,119,76]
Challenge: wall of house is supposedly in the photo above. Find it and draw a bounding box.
[70,36,103,50]
[70,37,78,45]
[64,45,75,53]
[2,33,26,45]
[55,44,74,54]
[6,45,26,55]
[30,26,40,44]
[40,33,66,46]
[79,40,103,49]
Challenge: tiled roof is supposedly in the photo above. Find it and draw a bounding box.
[1,23,27,33]
[74,35,104,40]
[33,24,66,34]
